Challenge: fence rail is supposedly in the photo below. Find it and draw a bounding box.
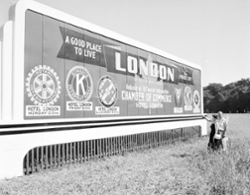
[23,126,201,175]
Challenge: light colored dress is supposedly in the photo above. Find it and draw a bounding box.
[215,118,228,151]
[217,118,227,131]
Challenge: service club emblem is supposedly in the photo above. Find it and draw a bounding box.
[26,65,61,106]
[66,66,93,102]
[97,75,118,107]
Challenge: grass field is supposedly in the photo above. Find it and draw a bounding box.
[1,114,250,195]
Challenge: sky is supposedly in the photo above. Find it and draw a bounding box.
[1,0,250,87]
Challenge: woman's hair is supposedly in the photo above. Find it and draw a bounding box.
[218,111,223,119]
[212,114,218,119]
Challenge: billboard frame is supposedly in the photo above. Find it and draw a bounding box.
[10,0,203,123]
[0,0,206,179]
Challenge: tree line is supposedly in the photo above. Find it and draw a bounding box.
[203,78,250,113]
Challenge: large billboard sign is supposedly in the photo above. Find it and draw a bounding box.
[24,10,201,119]
[0,0,206,180]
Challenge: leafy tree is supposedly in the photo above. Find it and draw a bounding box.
[203,78,250,113]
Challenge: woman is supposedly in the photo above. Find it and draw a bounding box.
[204,114,218,150]
[214,111,228,151]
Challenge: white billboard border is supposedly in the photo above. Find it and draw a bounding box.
[0,0,207,179]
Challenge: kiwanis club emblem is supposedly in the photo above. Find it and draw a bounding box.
[66,66,93,102]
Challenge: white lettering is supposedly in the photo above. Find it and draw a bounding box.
[159,65,167,79]
[65,36,70,43]
[167,67,174,81]
[70,37,85,47]
[122,90,144,101]
[139,59,148,76]
[128,56,137,74]
[115,52,126,72]
[150,62,158,78]
[76,74,86,95]
[115,54,176,82]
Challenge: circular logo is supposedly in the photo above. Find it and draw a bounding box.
[174,88,183,107]
[97,75,118,107]
[66,66,93,102]
[184,86,193,106]
[193,90,200,108]
[26,65,61,106]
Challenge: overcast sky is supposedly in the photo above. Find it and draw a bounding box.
[1,0,250,86]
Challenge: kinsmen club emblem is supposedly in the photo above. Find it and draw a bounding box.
[174,88,182,107]
[26,65,61,106]
[66,66,93,102]
[97,75,118,107]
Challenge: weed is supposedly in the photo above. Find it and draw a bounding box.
[1,114,250,195]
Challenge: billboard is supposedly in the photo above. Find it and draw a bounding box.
[24,10,201,119]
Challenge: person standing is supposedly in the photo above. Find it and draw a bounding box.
[215,111,228,151]
[204,114,218,150]
[217,111,228,151]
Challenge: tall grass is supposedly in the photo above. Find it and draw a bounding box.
[194,138,250,194]
[194,114,250,195]
[0,114,250,195]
